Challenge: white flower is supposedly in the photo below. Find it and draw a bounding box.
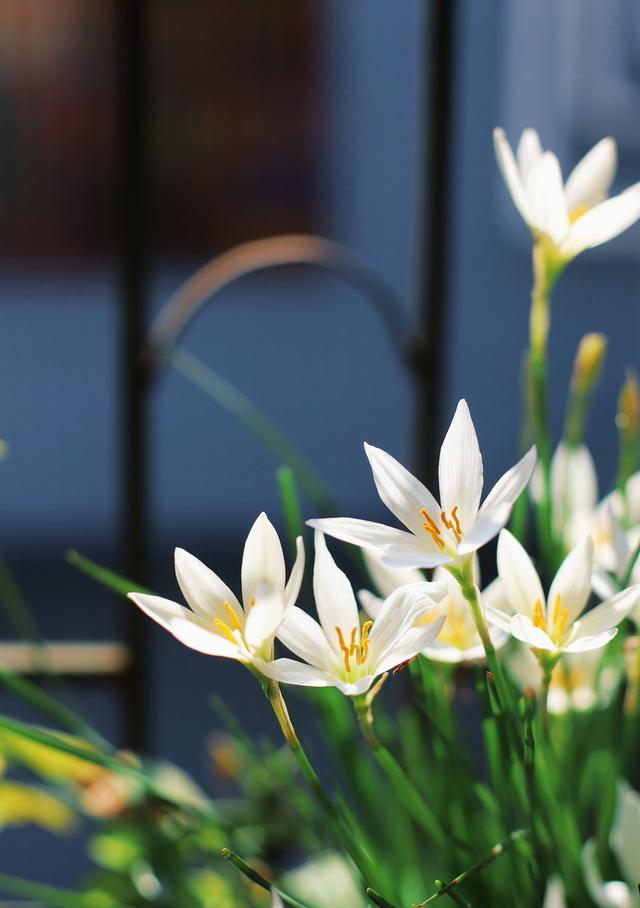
[485,530,640,656]
[308,399,536,569]
[258,532,446,696]
[284,853,367,908]
[542,877,567,908]
[358,550,509,664]
[539,442,598,550]
[127,513,304,666]
[583,783,640,908]
[494,128,640,262]
[507,644,620,714]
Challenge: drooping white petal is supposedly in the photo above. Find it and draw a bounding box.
[610,783,640,891]
[306,517,451,568]
[165,617,243,659]
[375,618,446,675]
[526,152,570,243]
[547,537,593,626]
[510,614,556,651]
[259,657,334,688]
[582,839,633,908]
[564,137,617,213]
[243,581,286,653]
[517,128,543,181]
[438,399,484,531]
[497,529,545,618]
[573,584,640,638]
[480,446,537,515]
[241,512,286,609]
[493,128,532,226]
[174,548,242,621]
[562,629,618,654]
[457,502,512,555]
[561,187,640,257]
[284,535,306,609]
[276,605,334,670]
[361,548,424,598]
[312,532,359,650]
[128,592,196,629]
[368,581,444,656]
[364,442,441,536]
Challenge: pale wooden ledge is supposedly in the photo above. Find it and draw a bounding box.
[0,642,130,676]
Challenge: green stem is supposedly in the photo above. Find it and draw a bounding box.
[221,848,313,908]
[263,680,378,886]
[416,830,528,905]
[529,244,561,578]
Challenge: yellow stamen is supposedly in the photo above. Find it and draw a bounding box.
[357,620,374,664]
[214,619,239,645]
[551,594,569,641]
[223,601,242,631]
[335,626,352,673]
[532,599,547,632]
[569,204,588,224]
[421,508,445,551]
[441,506,463,544]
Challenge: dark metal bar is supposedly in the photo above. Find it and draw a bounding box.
[412,0,458,482]
[116,0,150,751]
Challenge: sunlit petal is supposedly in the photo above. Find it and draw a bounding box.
[438,399,483,531]
[564,137,617,212]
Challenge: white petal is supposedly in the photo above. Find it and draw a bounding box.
[174,548,242,621]
[284,535,305,609]
[497,529,545,617]
[313,531,359,650]
[361,547,424,598]
[243,581,286,652]
[276,605,333,669]
[241,512,286,607]
[271,890,285,908]
[548,537,593,627]
[574,584,640,637]
[611,783,640,889]
[166,617,243,659]
[510,614,556,651]
[375,618,446,675]
[483,603,513,632]
[438,399,483,532]
[551,443,598,543]
[562,629,618,654]
[561,187,640,257]
[306,517,451,568]
[480,446,537,514]
[517,128,543,181]
[542,876,566,908]
[481,576,510,613]
[493,127,532,226]
[457,503,512,555]
[128,592,194,628]
[564,137,617,213]
[592,568,619,601]
[364,442,442,537]
[357,589,383,620]
[258,657,334,688]
[369,581,445,656]
[582,839,632,908]
[335,675,377,697]
[526,152,570,243]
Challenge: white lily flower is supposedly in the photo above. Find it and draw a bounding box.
[485,529,640,656]
[358,550,509,664]
[582,783,640,908]
[258,532,446,697]
[308,399,536,570]
[494,128,640,262]
[127,512,304,667]
[284,853,367,908]
[542,877,567,908]
[507,644,621,715]
[540,442,598,550]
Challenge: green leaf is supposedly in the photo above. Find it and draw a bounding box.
[66,551,152,597]
[0,872,136,908]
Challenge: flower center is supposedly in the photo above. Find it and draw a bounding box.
[214,601,244,645]
[335,620,373,675]
[532,595,569,644]
[420,506,462,551]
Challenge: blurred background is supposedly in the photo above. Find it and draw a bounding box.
[0,0,639,883]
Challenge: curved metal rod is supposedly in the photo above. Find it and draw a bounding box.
[143,233,409,380]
